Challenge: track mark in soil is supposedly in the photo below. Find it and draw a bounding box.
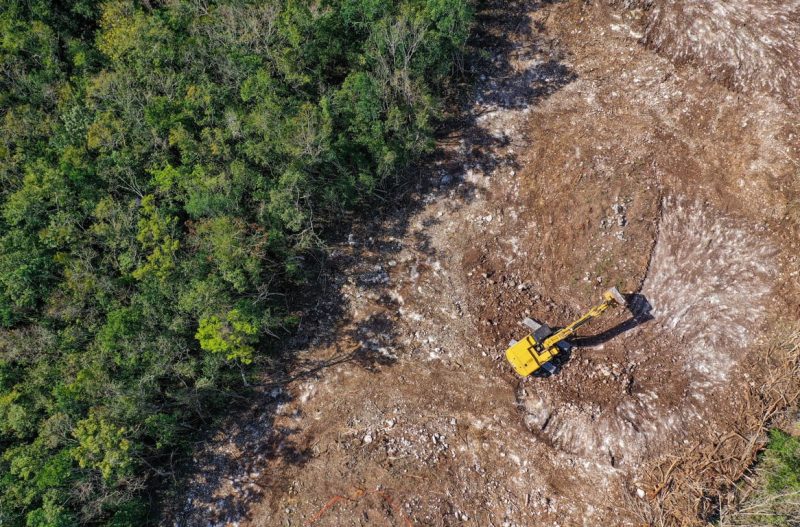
[635,195,665,295]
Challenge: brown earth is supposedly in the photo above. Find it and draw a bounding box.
[643,0,800,112]
[162,1,800,526]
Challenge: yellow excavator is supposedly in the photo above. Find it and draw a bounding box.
[506,287,627,376]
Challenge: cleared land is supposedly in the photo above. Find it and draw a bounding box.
[165,1,800,525]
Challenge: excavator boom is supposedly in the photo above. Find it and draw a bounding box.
[542,287,626,349]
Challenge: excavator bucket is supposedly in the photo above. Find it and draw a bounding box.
[604,286,627,307]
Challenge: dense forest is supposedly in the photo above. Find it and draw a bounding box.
[0,0,472,524]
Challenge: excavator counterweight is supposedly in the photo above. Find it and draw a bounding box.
[505,287,627,377]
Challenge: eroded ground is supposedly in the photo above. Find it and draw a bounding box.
[164,1,800,526]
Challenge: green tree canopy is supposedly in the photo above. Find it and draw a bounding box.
[0,0,472,524]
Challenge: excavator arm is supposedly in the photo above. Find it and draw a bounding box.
[542,288,624,350]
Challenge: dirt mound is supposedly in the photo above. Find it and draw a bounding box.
[516,198,778,467]
[644,0,800,111]
[641,198,777,389]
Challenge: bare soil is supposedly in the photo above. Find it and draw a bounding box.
[162,1,800,526]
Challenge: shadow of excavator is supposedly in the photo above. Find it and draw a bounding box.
[572,293,654,347]
[533,294,654,376]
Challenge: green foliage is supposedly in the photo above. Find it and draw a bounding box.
[72,412,132,482]
[762,429,800,494]
[24,489,76,527]
[0,231,54,326]
[0,390,31,439]
[0,0,473,524]
[193,216,264,292]
[196,309,260,364]
[724,428,800,526]
[132,195,180,282]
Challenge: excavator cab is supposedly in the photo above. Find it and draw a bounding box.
[505,287,627,377]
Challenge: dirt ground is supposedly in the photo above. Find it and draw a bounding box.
[162,1,800,526]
